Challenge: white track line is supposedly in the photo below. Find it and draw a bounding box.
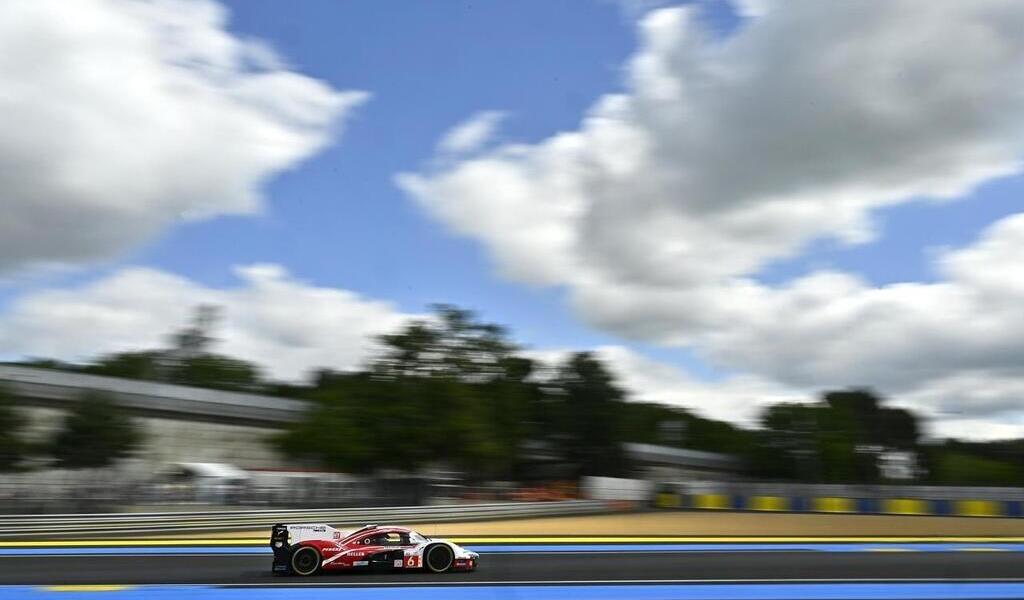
[210,578,1024,587]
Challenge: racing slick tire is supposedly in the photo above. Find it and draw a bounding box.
[290,546,322,576]
[424,544,454,573]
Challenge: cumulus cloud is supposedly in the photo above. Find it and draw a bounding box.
[0,0,367,273]
[399,1,1024,436]
[608,0,677,22]
[0,264,803,428]
[733,0,771,18]
[523,345,803,425]
[4,260,1022,438]
[436,111,507,156]
[577,215,1024,401]
[594,346,802,426]
[0,265,411,381]
[403,2,1024,287]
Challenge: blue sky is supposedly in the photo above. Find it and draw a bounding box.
[12,0,729,369]
[174,0,753,375]
[108,0,638,341]
[757,173,1024,286]
[127,0,1024,369]
[3,0,1024,435]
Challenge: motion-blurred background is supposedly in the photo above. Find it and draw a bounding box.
[2,0,1024,525]
[2,303,1020,515]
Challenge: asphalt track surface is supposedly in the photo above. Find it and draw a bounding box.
[2,550,1024,586]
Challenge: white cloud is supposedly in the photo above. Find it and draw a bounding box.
[563,212,1024,441]
[608,0,677,22]
[732,0,770,18]
[399,1,1024,437]
[403,2,1024,289]
[581,215,1024,391]
[436,111,507,156]
[0,0,367,273]
[594,346,802,426]
[524,345,804,426]
[0,265,412,381]
[0,262,798,426]
[4,261,1021,439]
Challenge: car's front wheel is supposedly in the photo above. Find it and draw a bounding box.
[290,546,321,576]
[425,544,454,573]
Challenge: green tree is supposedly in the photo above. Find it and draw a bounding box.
[81,351,164,380]
[752,389,922,483]
[49,392,141,469]
[373,304,516,381]
[754,402,823,480]
[273,374,373,472]
[927,450,1022,485]
[556,352,629,478]
[174,354,264,391]
[163,305,264,391]
[170,304,220,357]
[277,306,536,478]
[619,401,756,456]
[0,385,29,472]
[371,305,521,477]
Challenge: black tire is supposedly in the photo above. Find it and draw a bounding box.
[290,546,321,576]
[424,544,454,573]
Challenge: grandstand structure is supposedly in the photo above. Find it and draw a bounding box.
[0,365,308,469]
[0,365,743,479]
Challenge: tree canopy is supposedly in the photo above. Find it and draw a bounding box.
[48,391,141,469]
[0,385,29,472]
[274,307,638,479]
[5,303,1020,484]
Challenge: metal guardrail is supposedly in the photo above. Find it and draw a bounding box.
[0,500,611,538]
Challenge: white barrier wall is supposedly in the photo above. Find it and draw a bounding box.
[581,476,653,502]
[18,406,288,469]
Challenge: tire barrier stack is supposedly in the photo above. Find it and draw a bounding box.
[0,500,611,539]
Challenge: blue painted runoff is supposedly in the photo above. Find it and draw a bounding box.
[3,543,1024,556]
[7,583,1024,600]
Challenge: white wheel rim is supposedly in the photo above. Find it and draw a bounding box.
[291,548,319,575]
[427,546,453,572]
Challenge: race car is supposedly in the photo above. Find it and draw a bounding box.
[270,523,479,576]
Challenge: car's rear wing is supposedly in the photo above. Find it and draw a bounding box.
[271,523,289,544]
[270,523,292,575]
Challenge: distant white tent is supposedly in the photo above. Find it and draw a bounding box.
[171,462,250,480]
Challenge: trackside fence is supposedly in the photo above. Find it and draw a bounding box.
[0,500,612,539]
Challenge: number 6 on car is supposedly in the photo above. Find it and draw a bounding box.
[270,523,478,576]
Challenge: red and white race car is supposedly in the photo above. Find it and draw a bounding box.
[270,523,479,576]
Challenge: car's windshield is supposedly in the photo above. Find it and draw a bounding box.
[408,531,428,544]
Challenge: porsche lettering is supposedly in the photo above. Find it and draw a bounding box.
[270,524,478,576]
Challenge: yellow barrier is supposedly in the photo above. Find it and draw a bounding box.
[693,493,730,510]
[955,500,1001,517]
[670,493,1008,518]
[813,497,854,513]
[749,495,787,512]
[883,498,929,515]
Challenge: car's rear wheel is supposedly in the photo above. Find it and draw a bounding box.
[291,546,321,576]
[425,544,454,573]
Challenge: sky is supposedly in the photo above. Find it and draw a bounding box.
[2,0,1024,439]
